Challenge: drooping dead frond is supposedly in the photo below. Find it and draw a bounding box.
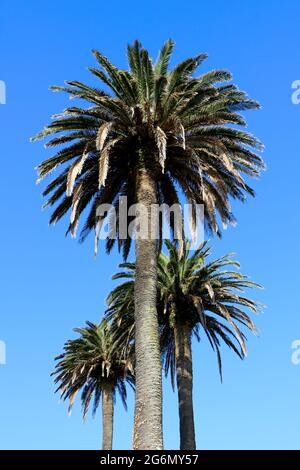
[180,123,186,150]
[66,151,88,196]
[70,183,82,225]
[70,204,80,239]
[98,138,119,188]
[70,199,80,226]
[155,126,167,173]
[68,389,79,416]
[96,122,112,151]
[99,149,109,188]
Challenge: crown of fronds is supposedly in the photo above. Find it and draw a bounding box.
[52,321,134,418]
[106,240,262,382]
[33,40,264,258]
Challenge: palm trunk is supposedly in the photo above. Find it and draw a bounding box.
[102,385,114,450]
[174,322,196,450]
[133,168,163,450]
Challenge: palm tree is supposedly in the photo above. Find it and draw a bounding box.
[52,321,134,450]
[106,240,261,449]
[33,40,263,448]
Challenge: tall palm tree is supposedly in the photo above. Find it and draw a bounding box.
[52,321,134,450]
[106,241,262,449]
[33,40,263,448]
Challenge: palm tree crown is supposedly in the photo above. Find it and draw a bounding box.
[158,240,262,380]
[52,321,134,418]
[106,240,262,380]
[32,39,264,258]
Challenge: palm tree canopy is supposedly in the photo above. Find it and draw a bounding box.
[106,240,262,381]
[32,40,264,258]
[52,321,134,418]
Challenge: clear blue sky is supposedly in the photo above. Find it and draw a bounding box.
[0,0,299,450]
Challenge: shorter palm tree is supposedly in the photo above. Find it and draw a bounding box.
[106,240,262,450]
[52,320,134,450]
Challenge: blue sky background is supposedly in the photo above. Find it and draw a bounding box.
[0,0,299,450]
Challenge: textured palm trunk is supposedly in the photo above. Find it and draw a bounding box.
[133,168,163,450]
[102,385,114,450]
[174,322,196,450]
